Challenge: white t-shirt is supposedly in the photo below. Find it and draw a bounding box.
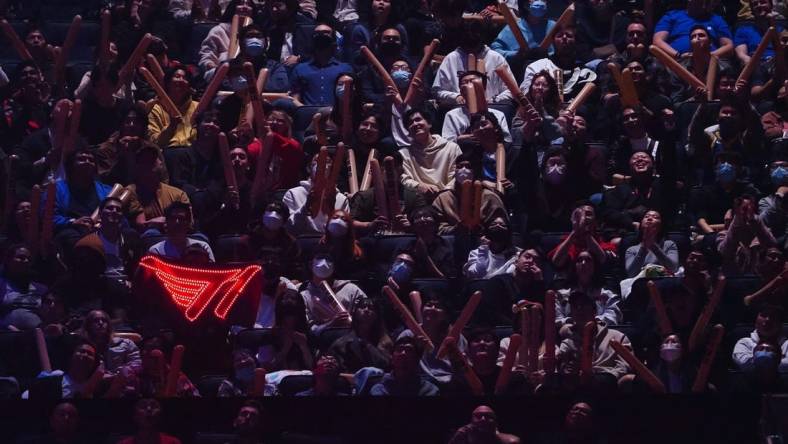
[148,238,216,262]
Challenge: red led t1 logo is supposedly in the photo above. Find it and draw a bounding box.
[139,255,262,322]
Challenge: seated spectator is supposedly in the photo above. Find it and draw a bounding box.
[574,0,630,61]
[600,151,679,235]
[652,0,733,59]
[328,298,392,373]
[441,72,512,146]
[491,0,554,65]
[282,153,351,235]
[448,405,521,444]
[397,293,468,385]
[717,194,777,274]
[535,402,605,444]
[295,354,352,396]
[557,111,606,201]
[178,108,224,195]
[733,340,788,393]
[76,197,138,283]
[521,27,597,102]
[0,244,47,330]
[236,24,291,94]
[96,104,168,186]
[262,0,315,65]
[399,109,463,202]
[359,28,415,106]
[79,65,131,146]
[349,151,426,235]
[227,400,264,443]
[446,327,527,395]
[745,248,788,310]
[1,62,51,153]
[43,402,84,444]
[432,20,514,106]
[758,158,788,247]
[254,246,299,328]
[299,253,368,335]
[518,147,576,232]
[736,0,782,65]
[549,204,617,270]
[370,335,440,396]
[79,310,141,380]
[24,340,101,399]
[556,251,622,329]
[147,202,215,262]
[198,0,258,78]
[733,305,788,372]
[620,334,698,394]
[2,201,33,247]
[126,145,190,236]
[258,289,314,371]
[218,348,261,397]
[290,23,354,107]
[607,107,680,185]
[432,155,507,235]
[117,398,182,444]
[316,210,366,279]
[690,153,762,235]
[463,216,522,279]
[250,202,302,272]
[624,210,680,278]
[260,109,303,191]
[137,335,200,398]
[400,207,457,278]
[481,248,547,326]
[688,101,764,185]
[302,72,361,154]
[556,290,632,389]
[345,0,408,67]
[49,148,114,248]
[147,67,198,149]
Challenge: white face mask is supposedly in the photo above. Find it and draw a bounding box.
[262,211,283,230]
[312,259,334,279]
[660,344,681,363]
[456,167,473,183]
[327,218,348,237]
[545,164,566,185]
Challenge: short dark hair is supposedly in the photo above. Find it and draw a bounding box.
[164,202,192,219]
[403,107,433,128]
[394,335,424,356]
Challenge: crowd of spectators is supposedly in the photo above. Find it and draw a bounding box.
[0,0,788,439]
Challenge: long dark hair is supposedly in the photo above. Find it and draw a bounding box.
[528,70,560,117]
[330,71,362,130]
[350,298,393,351]
[274,289,309,333]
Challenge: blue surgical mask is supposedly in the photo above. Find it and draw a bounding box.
[754,350,777,371]
[244,37,265,57]
[389,260,412,285]
[391,70,411,89]
[312,259,334,279]
[229,75,247,92]
[262,211,283,230]
[771,166,788,187]
[530,0,547,18]
[335,84,345,100]
[716,162,736,184]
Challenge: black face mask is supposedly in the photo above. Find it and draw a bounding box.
[380,42,401,55]
[313,34,334,51]
[487,227,510,243]
[718,116,738,139]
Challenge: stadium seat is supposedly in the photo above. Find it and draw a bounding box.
[196,374,228,397]
[234,328,276,350]
[214,234,253,263]
[195,433,236,444]
[318,327,351,353]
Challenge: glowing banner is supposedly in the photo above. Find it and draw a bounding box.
[138,255,261,322]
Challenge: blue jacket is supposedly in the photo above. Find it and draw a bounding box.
[491,17,555,62]
[44,179,114,229]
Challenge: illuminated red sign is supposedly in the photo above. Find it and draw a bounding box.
[138,255,262,322]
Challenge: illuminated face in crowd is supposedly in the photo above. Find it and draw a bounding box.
[690,27,710,52]
[626,23,647,46]
[357,116,380,145]
[629,151,653,176]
